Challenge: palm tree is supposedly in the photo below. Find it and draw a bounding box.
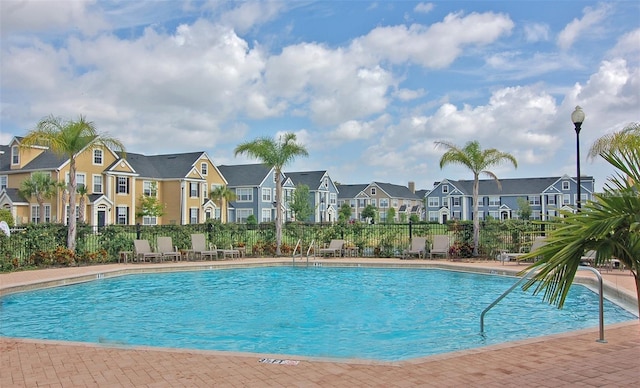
[436,140,518,256]
[521,124,640,316]
[234,133,308,255]
[21,115,125,251]
[18,171,59,223]
[209,185,236,222]
[76,184,88,223]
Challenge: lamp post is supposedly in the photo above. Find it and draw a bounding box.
[320,196,325,223]
[571,106,585,210]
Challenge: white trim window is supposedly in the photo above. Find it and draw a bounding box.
[370,198,377,207]
[563,194,571,205]
[532,210,542,220]
[453,197,461,207]
[142,215,157,225]
[236,188,252,202]
[442,185,449,194]
[116,177,129,194]
[93,149,103,165]
[0,175,7,190]
[237,208,253,223]
[428,211,439,222]
[30,205,40,224]
[547,195,556,205]
[562,181,570,190]
[261,208,271,222]
[371,187,376,195]
[201,162,208,176]
[11,145,19,165]
[452,210,461,219]
[489,211,500,219]
[488,196,500,206]
[189,182,199,198]
[442,197,449,207]
[428,197,439,207]
[116,206,128,224]
[262,188,272,202]
[143,181,157,197]
[330,193,337,205]
[92,175,103,194]
[189,208,199,224]
[528,196,540,205]
[379,198,389,208]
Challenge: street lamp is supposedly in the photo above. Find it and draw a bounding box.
[571,105,585,210]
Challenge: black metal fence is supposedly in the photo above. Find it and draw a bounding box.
[0,220,547,271]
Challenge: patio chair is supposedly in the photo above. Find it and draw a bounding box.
[157,237,181,261]
[133,239,162,263]
[403,236,427,259]
[500,236,547,264]
[190,234,218,260]
[429,235,450,259]
[319,239,345,257]
[216,244,241,260]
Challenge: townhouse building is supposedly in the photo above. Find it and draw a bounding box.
[423,175,595,223]
[337,181,423,222]
[217,164,294,223]
[0,138,227,226]
[284,170,339,223]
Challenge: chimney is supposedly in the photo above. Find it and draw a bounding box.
[408,181,415,193]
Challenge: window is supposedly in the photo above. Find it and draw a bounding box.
[488,196,500,206]
[189,208,199,224]
[442,197,449,207]
[262,209,271,222]
[0,175,7,190]
[563,194,571,205]
[477,211,484,220]
[528,196,540,205]
[452,211,461,219]
[371,198,377,207]
[379,198,389,208]
[330,193,336,205]
[562,181,570,190]
[428,197,439,207]
[201,162,208,176]
[237,209,253,223]
[428,211,439,222]
[371,187,376,195]
[357,199,367,208]
[532,210,542,220]
[453,197,461,207]
[142,216,157,225]
[350,199,356,208]
[442,185,449,194]
[581,193,588,203]
[143,181,157,196]
[489,211,499,219]
[93,149,103,165]
[67,172,86,190]
[31,205,40,224]
[262,188,272,202]
[189,182,199,197]
[323,177,328,188]
[65,205,80,223]
[44,205,51,223]
[92,175,103,194]
[547,210,557,219]
[202,184,208,199]
[11,146,19,165]
[116,177,129,194]
[236,188,252,202]
[116,206,128,224]
[547,195,556,205]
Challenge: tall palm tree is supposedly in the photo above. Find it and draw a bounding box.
[18,171,59,223]
[21,115,125,251]
[209,185,236,222]
[436,140,518,256]
[521,124,640,316]
[234,133,308,255]
[76,184,88,223]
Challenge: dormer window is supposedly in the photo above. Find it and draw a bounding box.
[442,185,449,194]
[11,146,19,165]
[201,162,208,176]
[562,181,570,190]
[371,187,376,195]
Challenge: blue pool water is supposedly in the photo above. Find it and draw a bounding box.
[0,266,635,361]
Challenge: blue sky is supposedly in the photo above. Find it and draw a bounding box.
[1,1,639,191]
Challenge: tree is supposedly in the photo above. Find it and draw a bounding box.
[338,202,352,223]
[76,184,88,223]
[516,197,532,220]
[0,209,14,227]
[136,183,165,222]
[234,133,308,255]
[386,207,396,223]
[361,204,377,223]
[289,184,313,222]
[209,185,236,222]
[18,171,60,223]
[436,140,517,256]
[21,115,125,251]
[522,123,640,316]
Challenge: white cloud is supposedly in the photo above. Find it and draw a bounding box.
[523,23,550,42]
[608,28,640,61]
[394,88,426,101]
[557,3,610,50]
[216,0,287,34]
[414,3,434,14]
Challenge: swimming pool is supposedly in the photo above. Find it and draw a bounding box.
[0,266,635,361]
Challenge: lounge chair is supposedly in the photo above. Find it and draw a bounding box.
[403,237,427,259]
[429,235,450,259]
[319,239,344,257]
[133,239,162,263]
[157,237,181,261]
[190,234,218,260]
[216,244,241,260]
[500,236,547,264]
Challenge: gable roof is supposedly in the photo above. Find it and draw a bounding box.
[0,145,10,171]
[217,164,273,186]
[369,181,420,199]
[285,170,327,189]
[336,184,368,199]
[120,151,207,179]
[442,176,595,196]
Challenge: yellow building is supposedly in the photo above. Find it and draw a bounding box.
[0,138,228,226]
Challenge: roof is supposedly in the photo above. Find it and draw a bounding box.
[217,164,273,186]
[2,188,27,202]
[0,145,10,171]
[121,151,206,179]
[285,171,327,189]
[447,176,595,196]
[371,182,421,199]
[336,184,368,199]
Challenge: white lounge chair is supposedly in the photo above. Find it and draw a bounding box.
[319,240,344,257]
[216,244,241,260]
[429,235,450,259]
[403,237,427,259]
[500,236,547,264]
[157,237,181,261]
[133,239,162,263]
[191,234,218,260]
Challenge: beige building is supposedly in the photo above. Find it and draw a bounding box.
[0,138,228,226]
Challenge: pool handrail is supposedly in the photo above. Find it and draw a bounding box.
[480,265,606,343]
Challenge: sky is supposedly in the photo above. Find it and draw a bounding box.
[1,1,638,192]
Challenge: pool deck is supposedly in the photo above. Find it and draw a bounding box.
[1,258,639,387]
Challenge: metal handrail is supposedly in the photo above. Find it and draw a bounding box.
[480,265,606,343]
[292,239,315,266]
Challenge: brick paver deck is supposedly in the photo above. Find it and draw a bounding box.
[1,259,639,387]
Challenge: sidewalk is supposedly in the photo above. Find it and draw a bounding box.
[1,258,639,387]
